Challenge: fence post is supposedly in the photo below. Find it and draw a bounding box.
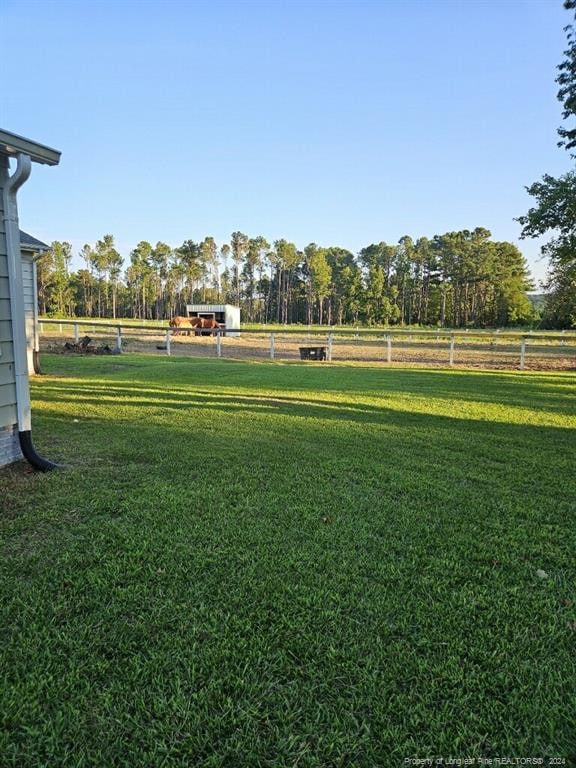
[74,323,79,343]
[449,335,455,367]
[165,330,171,356]
[59,323,63,335]
[40,322,44,334]
[327,333,333,362]
[115,326,122,353]
[270,333,275,360]
[216,329,222,358]
[520,338,526,370]
[386,334,392,363]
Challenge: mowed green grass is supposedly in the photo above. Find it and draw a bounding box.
[1,355,575,767]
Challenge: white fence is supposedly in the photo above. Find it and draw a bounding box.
[38,320,576,371]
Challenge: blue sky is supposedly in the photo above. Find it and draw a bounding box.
[1,0,572,284]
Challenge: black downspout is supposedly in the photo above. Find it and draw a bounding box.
[18,430,58,472]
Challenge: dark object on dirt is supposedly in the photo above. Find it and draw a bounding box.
[299,346,327,361]
[92,344,120,355]
[63,336,117,355]
[64,336,92,351]
[156,344,167,350]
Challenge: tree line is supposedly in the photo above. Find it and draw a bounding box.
[518,0,576,329]
[36,227,536,328]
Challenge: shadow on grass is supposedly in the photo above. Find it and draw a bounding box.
[32,377,576,431]
[21,378,575,522]
[35,354,576,418]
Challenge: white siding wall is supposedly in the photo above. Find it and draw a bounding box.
[225,305,240,332]
[21,254,35,374]
[0,424,22,464]
[0,166,21,467]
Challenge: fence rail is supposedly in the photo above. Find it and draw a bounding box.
[37,319,576,371]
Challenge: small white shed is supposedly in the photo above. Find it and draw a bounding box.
[185,304,240,337]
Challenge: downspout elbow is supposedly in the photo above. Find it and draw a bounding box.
[18,430,58,472]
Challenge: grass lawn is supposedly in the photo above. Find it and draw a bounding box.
[1,354,575,766]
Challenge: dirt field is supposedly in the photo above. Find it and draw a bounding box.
[39,327,576,371]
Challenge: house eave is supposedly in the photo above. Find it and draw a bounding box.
[0,129,61,166]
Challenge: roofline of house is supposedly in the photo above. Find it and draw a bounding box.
[0,129,61,166]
